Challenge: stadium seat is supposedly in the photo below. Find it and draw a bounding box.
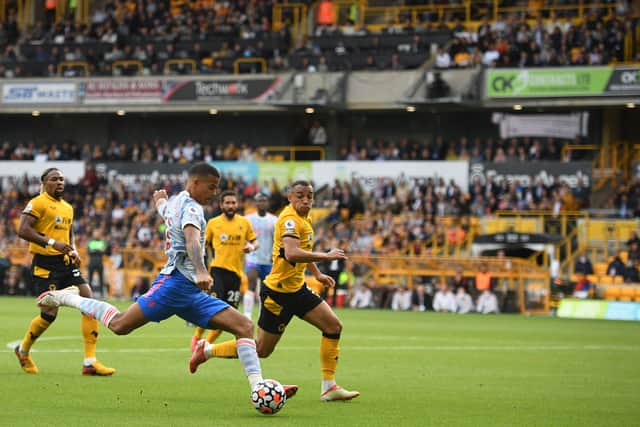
[594,263,608,276]
[604,286,621,301]
[599,275,614,285]
[587,274,599,285]
[634,287,640,302]
[613,276,624,284]
[619,287,635,302]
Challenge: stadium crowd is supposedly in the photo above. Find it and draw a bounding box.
[436,8,637,69]
[0,0,636,76]
[0,156,590,305]
[337,135,585,162]
[0,134,586,163]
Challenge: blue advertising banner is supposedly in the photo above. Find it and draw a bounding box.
[558,299,640,321]
[213,161,259,182]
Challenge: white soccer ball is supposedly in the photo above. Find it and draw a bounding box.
[251,379,286,415]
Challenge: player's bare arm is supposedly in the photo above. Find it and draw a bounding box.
[184,224,212,291]
[68,228,81,266]
[243,239,258,253]
[153,189,169,215]
[282,236,347,263]
[18,214,74,254]
[308,262,336,288]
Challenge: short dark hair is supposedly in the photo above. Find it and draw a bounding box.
[188,162,220,178]
[41,167,60,182]
[219,190,237,201]
[289,180,311,191]
[254,193,268,201]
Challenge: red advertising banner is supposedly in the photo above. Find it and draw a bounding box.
[82,80,163,104]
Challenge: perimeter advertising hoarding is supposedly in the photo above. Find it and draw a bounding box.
[486,67,640,98]
[0,161,85,183]
[469,162,591,188]
[312,161,469,192]
[258,162,313,188]
[1,82,77,104]
[99,161,469,193]
[82,80,163,104]
[99,162,260,185]
[557,299,640,321]
[162,78,279,102]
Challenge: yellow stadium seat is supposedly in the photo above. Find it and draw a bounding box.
[599,275,614,285]
[619,287,635,302]
[587,274,599,285]
[570,274,580,283]
[634,287,640,302]
[613,276,625,285]
[604,286,621,301]
[594,263,608,276]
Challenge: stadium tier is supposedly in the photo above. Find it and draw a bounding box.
[0,1,640,319]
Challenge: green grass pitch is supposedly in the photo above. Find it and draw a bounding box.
[1,297,639,426]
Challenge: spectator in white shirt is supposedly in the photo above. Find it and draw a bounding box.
[455,287,474,314]
[482,43,500,67]
[391,286,412,311]
[350,283,373,309]
[435,47,451,69]
[476,289,499,314]
[433,283,457,312]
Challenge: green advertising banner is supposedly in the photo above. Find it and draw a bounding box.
[557,299,608,319]
[486,67,640,98]
[258,162,313,188]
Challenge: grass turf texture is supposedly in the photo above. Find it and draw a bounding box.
[1,297,639,427]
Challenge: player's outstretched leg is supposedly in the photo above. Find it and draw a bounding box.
[37,286,120,328]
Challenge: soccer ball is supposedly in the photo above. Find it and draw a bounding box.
[251,379,286,415]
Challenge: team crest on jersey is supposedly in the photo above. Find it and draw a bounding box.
[284,219,295,233]
[220,234,228,242]
[188,206,198,215]
[55,215,62,224]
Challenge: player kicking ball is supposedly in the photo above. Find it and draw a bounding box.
[37,163,296,404]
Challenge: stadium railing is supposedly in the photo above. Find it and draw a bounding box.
[261,146,325,161]
[272,3,308,40]
[233,58,267,74]
[58,61,90,77]
[349,254,550,313]
[164,59,198,75]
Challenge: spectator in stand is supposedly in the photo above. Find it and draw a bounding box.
[474,263,493,299]
[626,230,640,247]
[411,284,428,312]
[628,241,640,265]
[476,289,499,314]
[572,274,591,299]
[574,253,594,275]
[391,285,412,311]
[349,283,373,309]
[432,283,456,313]
[449,268,471,294]
[455,287,474,314]
[623,260,639,283]
[607,253,626,277]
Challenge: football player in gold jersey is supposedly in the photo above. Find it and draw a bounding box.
[190,181,359,401]
[14,167,115,376]
[190,191,258,350]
